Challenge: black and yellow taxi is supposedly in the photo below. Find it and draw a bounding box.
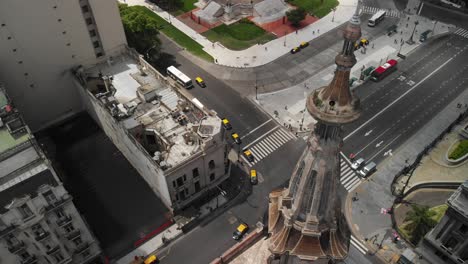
[144,255,158,264]
[243,149,254,162]
[222,118,232,130]
[299,42,309,48]
[195,76,206,87]
[233,223,249,240]
[231,132,241,144]
[290,47,300,54]
[250,169,258,185]
[354,38,370,50]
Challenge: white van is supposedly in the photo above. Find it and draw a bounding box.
[359,162,377,177]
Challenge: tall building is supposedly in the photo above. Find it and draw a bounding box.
[267,3,363,263]
[73,48,231,212]
[0,84,102,264]
[0,0,127,131]
[417,181,468,264]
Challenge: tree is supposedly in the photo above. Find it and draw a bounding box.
[148,0,182,12]
[119,4,161,61]
[286,8,307,28]
[403,204,437,244]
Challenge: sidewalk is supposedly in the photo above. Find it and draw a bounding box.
[119,0,358,67]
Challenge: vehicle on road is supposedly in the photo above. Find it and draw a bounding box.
[195,76,206,87]
[144,255,158,264]
[299,42,309,48]
[368,10,386,27]
[371,59,398,82]
[222,118,232,130]
[351,158,365,170]
[419,30,432,42]
[354,38,370,50]
[243,149,254,162]
[290,47,300,54]
[167,66,193,89]
[250,169,258,185]
[359,162,377,177]
[231,133,241,144]
[233,223,249,240]
[387,24,398,36]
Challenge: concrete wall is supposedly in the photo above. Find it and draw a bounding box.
[0,0,126,131]
[75,84,173,209]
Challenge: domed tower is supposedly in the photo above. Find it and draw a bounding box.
[267,2,362,263]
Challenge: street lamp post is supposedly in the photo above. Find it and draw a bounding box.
[406,20,419,45]
[332,8,336,22]
[283,31,287,47]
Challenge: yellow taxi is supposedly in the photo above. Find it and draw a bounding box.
[231,132,241,144]
[354,38,370,50]
[232,223,249,240]
[250,169,258,185]
[144,255,157,264]
[299,42,309,48]
[195,77,206,87]
[290,47,300,54]
[243,149,254,162]
[222,118,232,130]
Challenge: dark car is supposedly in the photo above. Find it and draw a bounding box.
[222,118,232,130]
[243,149,254,162]
[299,42,309,48]
[419,30,432,42]
[290,47,300,54]
[233,223,249,240]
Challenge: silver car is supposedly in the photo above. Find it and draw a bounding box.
[351,158,365,170]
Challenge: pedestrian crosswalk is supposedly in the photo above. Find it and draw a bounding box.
[350,235,369,255]
[340,155,362,192]
[242,128,296,166]
[454,28,468,39]
[361,6,401,18]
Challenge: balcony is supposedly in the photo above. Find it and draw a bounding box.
[0,225,16,238]
[66,229,81,240]
[56,215,72,227]
[45,195,72,213]
[46,245,61,255]
[34,231,50,242]
[21,255,38,264]
[74,241,90,254]
[8,241,25,254]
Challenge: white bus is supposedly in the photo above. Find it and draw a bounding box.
[368,10,386,27]
[167,66,193,88]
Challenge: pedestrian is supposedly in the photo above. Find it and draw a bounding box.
[212,43,214,48]
[407,16,410,21]
[265,46,267,51]
[372,43,374,49]
[394,39,397,44]
[317,29,320,33]
[215,59,218,63]
[406,23,408,28]
[296,30,298,34]
[401,30,403,35]
[313,30,315,34]
[400,38,403,43]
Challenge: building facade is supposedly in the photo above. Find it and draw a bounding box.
[417,181,468,264]
[73,49,231,212]
[0,0,127,131]
[267,3,364,263]
[0,85,102,264]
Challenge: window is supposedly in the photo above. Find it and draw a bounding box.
[184,188,189,195]
[208,160,215,170]
[72,236,82,246]
[172,181,176,188]
[183,175,187,181]
[89,29,96,37]
[82,249,90,257]
[63,223,75,233]
[176,177,183,187]
[53,252,64,262]
[210,173,215,181]
[18,203,33,219]
[459,224,468,234]
[81,5,89,13]
[179,190,186,201]
[55,209,65,218]
[5,234,19,246]
[93,41,100,48]
[32,224,46,236]
[192,168,199,178]
[19,251,31,260]
[43,190,57,204]
[86,18,93,25]
[194,181,201,193]
[444,237,459,250]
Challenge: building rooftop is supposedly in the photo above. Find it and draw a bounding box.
[78,52,222,169]
[447,180,468,219]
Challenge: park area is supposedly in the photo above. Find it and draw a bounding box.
[202,18,276,50]
[288,0,338,18]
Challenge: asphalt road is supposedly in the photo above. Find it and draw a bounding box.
[341,33,468,166]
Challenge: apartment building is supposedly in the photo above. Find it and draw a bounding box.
[73,48,231,211]
[0,0,127,131]
[0,85,102,264]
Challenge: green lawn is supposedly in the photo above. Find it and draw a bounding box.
[202,19,276,50]
[449,139,468,159]
[182,0,197,12]
[288,0,338,18]
[136,6,213,62]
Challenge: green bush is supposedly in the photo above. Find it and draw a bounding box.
[289,0,338,18]
[449,140,468,159]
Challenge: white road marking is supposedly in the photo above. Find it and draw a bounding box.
[368,134,401,162]
[241,118,272,139]
[344,57,455,141]
[350,235,368,255]
[243,126,279,149]
[354,127,391,156]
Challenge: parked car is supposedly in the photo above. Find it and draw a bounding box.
[250,169,258,185]
[299,42,309,48]
[222,118,232,130]
[243,149,254,162]
[290,47,300,54]
[419,30,432,42]
[233,223,249,240]
[195,77,206,87]
[351,158,365,170]
[231,132,242,144]
[359,162,377,178]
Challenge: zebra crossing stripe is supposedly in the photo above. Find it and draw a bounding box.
[341,170,355,182]
[264,137,280,151]
[259,140,275,153]
[344,177,361,190]
[340,160,346,167]
[270,132,288,145]
[252,145,268,158]
[341,173,356,186]
[350,236,368,255]
[251,145,266,159]
[347,179,362,192]
[341,166,352,176]
[275,130,290,142]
